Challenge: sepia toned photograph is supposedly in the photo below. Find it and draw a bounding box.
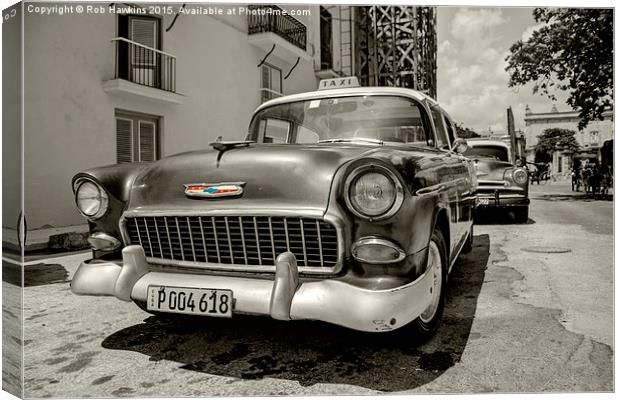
[1,1,614,398]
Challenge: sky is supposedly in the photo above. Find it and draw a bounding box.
[436,6,570,134]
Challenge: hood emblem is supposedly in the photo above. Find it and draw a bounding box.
[184,182,245,198]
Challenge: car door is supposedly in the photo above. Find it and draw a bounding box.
[441,112,476,247]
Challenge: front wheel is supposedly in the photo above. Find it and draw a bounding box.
[406,228,447,341]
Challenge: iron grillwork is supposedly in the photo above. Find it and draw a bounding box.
[113,37,177,93]
[247,5,307,51]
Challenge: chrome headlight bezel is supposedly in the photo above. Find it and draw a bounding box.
[73,178,109,220]
[344,164,405,221]
[513,168,528,185]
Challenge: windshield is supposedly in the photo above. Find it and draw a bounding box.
[248,95,431,146]
[463,145,510,162]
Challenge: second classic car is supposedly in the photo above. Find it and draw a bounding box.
[464,139,530,222]
[70,77,477,339]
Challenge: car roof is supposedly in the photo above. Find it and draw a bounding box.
[254,86,440,114]
[466,139,510,149]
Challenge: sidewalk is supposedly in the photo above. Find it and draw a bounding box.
[2,224,89,253]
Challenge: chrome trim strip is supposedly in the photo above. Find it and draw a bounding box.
[198,217,208,260]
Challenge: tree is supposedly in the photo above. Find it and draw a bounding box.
[534,128,580,163]
[505,8,613,130]
[455,123,481,139]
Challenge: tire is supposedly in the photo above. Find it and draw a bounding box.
[461,223,473,254]
[514,207,529,224]
[405,227,447,342]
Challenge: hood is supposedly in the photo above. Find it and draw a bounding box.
[472,158,513,181]
[126,144,377,215]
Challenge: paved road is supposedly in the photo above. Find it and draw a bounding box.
[5,181,613,396]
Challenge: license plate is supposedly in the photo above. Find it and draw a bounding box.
[147,286,233,317]
[478,198,490,205]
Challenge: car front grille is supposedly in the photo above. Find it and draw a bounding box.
[124,215,339,270]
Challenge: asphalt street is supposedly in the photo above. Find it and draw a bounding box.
[3,181,613,396]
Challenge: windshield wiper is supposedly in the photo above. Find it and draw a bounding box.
[318,138,384,145]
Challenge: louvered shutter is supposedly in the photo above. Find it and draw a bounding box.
[116,118,133,164]
[138,121,156,162]
[261,65,270,102]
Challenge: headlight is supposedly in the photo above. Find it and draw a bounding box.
[513,168,528,185]
[74,179,109,219]
[344,165,404,220]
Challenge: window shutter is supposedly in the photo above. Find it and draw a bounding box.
[261,65,270,102]
[139,121,156,162]
[116,118,133,164]
[130,18,157,48]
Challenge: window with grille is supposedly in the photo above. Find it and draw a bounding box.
[115,110,161,164]
[260,64,283,103]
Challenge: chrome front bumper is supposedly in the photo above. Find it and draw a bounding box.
[71,245,433,332]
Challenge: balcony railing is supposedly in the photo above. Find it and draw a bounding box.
[247,5,307,50]
[112,37,176,93]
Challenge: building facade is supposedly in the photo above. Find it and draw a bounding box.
[523,105,614,174]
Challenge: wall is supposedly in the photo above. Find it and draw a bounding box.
[23,4,320,229]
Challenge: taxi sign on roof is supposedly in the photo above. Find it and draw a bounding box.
[318,76,360,91]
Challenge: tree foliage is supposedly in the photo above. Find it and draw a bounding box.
[455,123,481,139]
[534,128,580,163]
[505,8,613,130]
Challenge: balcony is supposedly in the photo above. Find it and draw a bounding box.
[247,5,311,65]
[103,37,183,105]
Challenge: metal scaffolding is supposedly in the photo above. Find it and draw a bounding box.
[354,6,437,99]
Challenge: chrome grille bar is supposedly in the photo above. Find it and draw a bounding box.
[187,217,196,261]
[268,217,276,261]
[211,216,221,264]
[198,217,208,261]
[224,217,234,264]
[316,220,324,266]
[175,217,184,261]
[300,218,308,266]
[253,217,262,265]
[153,217,163,258]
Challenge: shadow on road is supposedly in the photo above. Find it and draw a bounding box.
[474,210,535,225]
[532,193,613,202]
[101,235,490,392]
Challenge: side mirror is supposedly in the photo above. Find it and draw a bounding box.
[451,138,468,154]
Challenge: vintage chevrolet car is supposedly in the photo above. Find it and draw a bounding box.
[70,77,477,338]
[464,139,529,222]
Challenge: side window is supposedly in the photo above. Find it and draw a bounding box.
[260,64,283,103]
[431,107,449,148]
[115,110,160,163]
[259,118,290,143]
[443,115,456,146]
